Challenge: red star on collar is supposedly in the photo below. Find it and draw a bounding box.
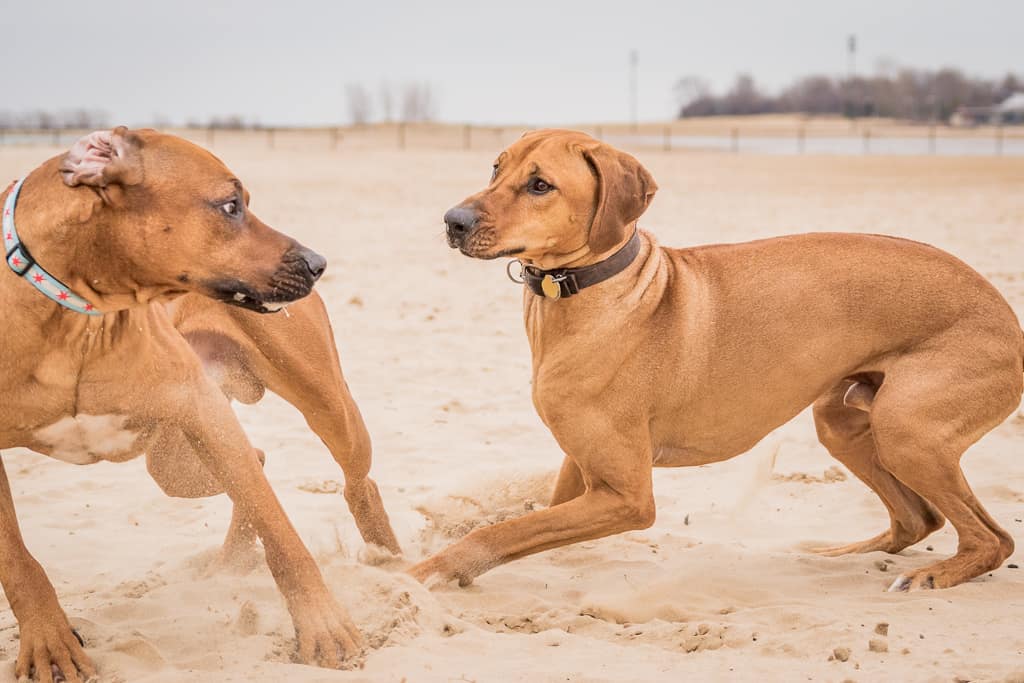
[11,256,21,267]
[58,291,69,301]
[85,304,94,311]
[32,273,44,283]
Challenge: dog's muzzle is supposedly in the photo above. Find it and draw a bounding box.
[443,205,478,248]
[210,246,327,313]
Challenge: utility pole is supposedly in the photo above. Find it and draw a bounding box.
[629,49,638,133]
[847,34,857,79]
[846,34,858,121]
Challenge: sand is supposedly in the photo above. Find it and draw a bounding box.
[0,133,1022,682]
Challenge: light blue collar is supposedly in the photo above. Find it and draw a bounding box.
[3,178,102,315]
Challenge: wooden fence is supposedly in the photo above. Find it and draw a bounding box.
[0,122,1019,156]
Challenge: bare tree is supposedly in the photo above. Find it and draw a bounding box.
[345,83,373,125]
[62,109,109,129]
[209,115,247,130]
[722,74,771,115]
[378,82,395,122]
[780,76,842,114]
[36,111,56,129]
[400,82,437,122]
[674,76,711,111]
[151,114,174,129]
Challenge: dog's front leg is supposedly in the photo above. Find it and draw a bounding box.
[411,433,655,586]
[179,388,364,668]
[0,456,96,683]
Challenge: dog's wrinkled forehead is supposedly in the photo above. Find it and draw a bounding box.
[506,129,598,159]
[146,131,233,176]
[494,129,601,180]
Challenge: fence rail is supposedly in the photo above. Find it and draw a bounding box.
[0,123,1020,157]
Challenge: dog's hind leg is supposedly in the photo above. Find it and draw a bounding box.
[550,456,586,506]
[867,353,1018,590]
[147,429,266,572]
[811,380,945,556]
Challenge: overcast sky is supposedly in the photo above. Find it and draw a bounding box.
[3,0,1020,126]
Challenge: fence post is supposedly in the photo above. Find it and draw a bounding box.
[52,128,61,146]
[996,123,1004,156]
[398,122,406,149]
[862,128,871,155]
[463,124,472,150]
[266,128,275,149]
[331,127,341,150]
[928,124,936,155]
[206,126,214,148]
[730,127,739,153]
[797,126,805,154]
[663,126,671,151]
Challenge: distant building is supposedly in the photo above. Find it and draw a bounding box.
[952,93,1024,126]
[997,93,1024,123]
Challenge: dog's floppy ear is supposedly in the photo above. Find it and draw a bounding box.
[581,144,657,254]
[59,126,143,188]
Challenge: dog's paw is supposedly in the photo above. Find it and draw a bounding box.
[887,573,934,592]
[15,617,98,683]
[289,595,365,669]
[407,556,474,588]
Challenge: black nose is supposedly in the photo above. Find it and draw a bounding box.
[296,247,326,281]
[443,205,478,246]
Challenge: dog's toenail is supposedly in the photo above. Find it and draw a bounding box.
[887,575,911,592]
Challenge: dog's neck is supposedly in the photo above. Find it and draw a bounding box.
[523,230,666,347]
[525,223,638,271]
[10,160,173,314]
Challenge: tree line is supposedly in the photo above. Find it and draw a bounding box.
[676,68,1023,121]
[0,109,109,130]
[344,82,437,125]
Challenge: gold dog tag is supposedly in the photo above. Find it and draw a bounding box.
[541,275,562,299]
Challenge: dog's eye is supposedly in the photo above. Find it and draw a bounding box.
[527,178,554,195]
[220,201,241,218]
[491,165,499,182]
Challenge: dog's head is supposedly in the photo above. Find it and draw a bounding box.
[58,127,324,313]
[443,129,657,268]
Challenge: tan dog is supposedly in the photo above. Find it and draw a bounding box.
[412,129,1020,595]
[0,128,377,680]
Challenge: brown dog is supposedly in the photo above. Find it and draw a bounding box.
[412,128,1020,595]
[0,128,375,680]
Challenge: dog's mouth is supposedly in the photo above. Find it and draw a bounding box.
[459,245,526,260]
[205,279,309,314]
[451,227,526,260]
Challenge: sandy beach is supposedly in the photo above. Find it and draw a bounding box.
[1,132,1022,682]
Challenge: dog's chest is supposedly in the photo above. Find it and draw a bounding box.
[32,414,141,465]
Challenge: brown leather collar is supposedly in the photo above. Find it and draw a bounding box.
[520,231,641,300]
